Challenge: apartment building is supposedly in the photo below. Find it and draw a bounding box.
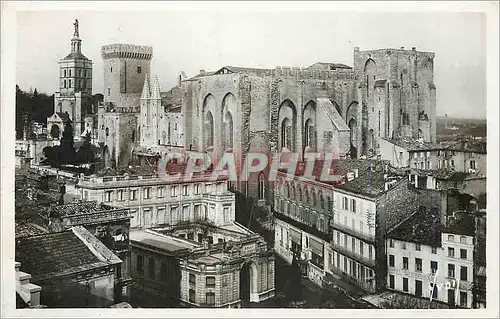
[76,163,234,229]
[272,159,441,293]
[387,210,475,308]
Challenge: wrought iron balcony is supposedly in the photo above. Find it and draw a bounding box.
[330,240,376,268]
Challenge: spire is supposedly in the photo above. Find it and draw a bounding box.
[141,75,150,99]
[151,75,161,100]
[70,19,82,54]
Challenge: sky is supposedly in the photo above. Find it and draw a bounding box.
[16,9,487,119]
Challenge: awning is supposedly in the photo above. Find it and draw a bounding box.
[290,228,302,243]
[310,237,324,256]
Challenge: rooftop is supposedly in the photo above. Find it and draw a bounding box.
[15,226,121,282]
[388,209,442,247]
[383,137,487,153]
[278,158,402,197]
[62,52,90,61]
[409,168,471,181]
[15,222,48,238]
[308,62,353,70]
[442,213,476,237]
[130,229,198,253]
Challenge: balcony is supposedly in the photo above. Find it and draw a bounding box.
[330,222,375,245]
[330,241,376,268]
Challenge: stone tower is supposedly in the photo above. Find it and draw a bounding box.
[354,46,437,147]
[100,44,153,108]
[140,75,162,146]
[50,19,93,140]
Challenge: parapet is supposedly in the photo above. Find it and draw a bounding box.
[272,66,357,81]
[101,44,153,60]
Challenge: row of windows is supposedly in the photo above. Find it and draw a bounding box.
[277,199,327,232]
[437,159,455,169]
[63,79,89,89]
[279,181,331,210]
[109,66,142,74]
[388,255,469,280]
[446,234,469,244]
[62,69,90,78]
[388,276,469,308]
[189,290,215,305]
[389,238,469,251]
[334,230,374,259]
[135,255,175,282]
[102,184,206,202]
[330,251,374,281]
[334,213,373,235]
[415,161,431,170]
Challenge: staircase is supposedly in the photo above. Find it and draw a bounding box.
[15,261,42,308]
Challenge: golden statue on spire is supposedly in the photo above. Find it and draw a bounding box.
[73,19,79,37]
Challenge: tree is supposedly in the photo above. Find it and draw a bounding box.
[76,131,95,163]
[59,119,76,164]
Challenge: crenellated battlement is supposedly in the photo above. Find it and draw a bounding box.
[101,44,153,60]
[272,66,358,81]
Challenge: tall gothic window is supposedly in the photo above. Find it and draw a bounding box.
[258,173,266,200]
[204,111,214,149]
[281,118,292,150]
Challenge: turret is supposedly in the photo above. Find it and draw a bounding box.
[141,76,150,99]
[151,76,161,100]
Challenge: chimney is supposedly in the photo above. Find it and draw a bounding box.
[199,69,206,76]
[178,74,182,87]
[400,46,405,50]
[412,47,416,51]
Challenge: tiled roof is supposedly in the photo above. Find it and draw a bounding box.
[50,201,99,217]
[130,230,197,253]
[279,158,400,197]
[388,209,442,247]
[15,226,121,282]
[308,62,353,70]
[62,52,89,61]
[15,222,48,238]
[409,168,470,181]
[442,213,475,236]
[385,137,486,154]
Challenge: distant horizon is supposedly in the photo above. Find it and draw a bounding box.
[16,10,487,119]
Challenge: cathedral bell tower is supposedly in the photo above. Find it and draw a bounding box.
[48,19,93,141]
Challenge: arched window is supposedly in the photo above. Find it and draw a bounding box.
[131,130,136,142]
[258,173,265,200]
[304,189,310,204]
[312,190,317,206]
[224,111,234,150]
[105,127,109,137]
[304,118,316,150]
[319,193,325,209]
[50,125,60,139]
[281,118,292,150]
[63,80,67,88]
[286,183,291,198]
[69,79,72,88]
[291,184,296,200]
[298,187,302,201]
[204,111,214,149]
